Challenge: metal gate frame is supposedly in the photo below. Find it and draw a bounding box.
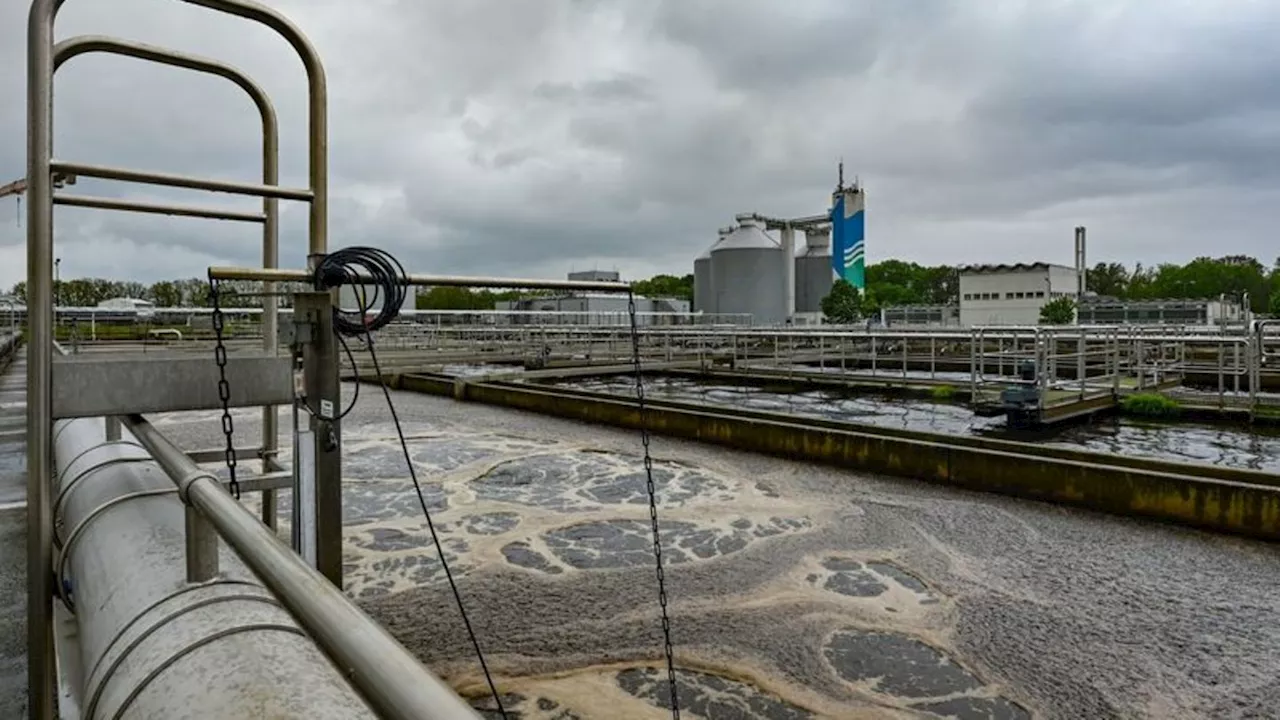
[27,2,327,717]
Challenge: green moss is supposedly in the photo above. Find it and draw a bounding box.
[1120,393,1182,419]
[930,384,956,401]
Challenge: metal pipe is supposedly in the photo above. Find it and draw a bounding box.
[208,264,633,291]
[52,417,381,719]
[27,2,60,716]
[52,194,267,222]
[175,0,329,257]
[49,161,312,201]
[121,415,482,719]
[781,225,795,322]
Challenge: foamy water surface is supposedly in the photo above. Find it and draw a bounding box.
[150,384,1280,719]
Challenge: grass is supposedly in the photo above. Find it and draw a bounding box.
[1120,393,1182,419]
[930,384,956,401]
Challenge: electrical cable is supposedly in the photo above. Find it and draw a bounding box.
[313,247,507,719]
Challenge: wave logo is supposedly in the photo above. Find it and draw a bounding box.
[830,189,865,289]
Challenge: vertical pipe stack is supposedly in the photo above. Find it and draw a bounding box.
[1075,226,1087,299]
[781,225,796,323]
[52,417,377,719]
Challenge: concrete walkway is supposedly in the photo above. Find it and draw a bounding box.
[0,354,28,717]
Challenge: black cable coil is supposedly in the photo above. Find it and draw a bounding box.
[312,246,409,336]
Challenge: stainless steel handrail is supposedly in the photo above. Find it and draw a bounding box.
[119,413,481,720]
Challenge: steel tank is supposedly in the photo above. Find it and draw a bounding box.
[795,227,833,314]
[694,226,733,314]
[711,215,786,325]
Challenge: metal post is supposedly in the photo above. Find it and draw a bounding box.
[104,416,121,441]
[1136,339,1144,390]
[295,291,343,587]
[929,336,935,379]
[1078,332,1086,400]
[1218,340,1225,409]
[1234,341,1240,397]
[787,333,794,379]
[185,505,219,582]
[969,330,977,401]
[1037,339,1048,410]
[1112,329,1120,394]
[900,333,907,386]
[26,2,58,716]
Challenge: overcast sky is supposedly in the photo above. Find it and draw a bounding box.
[1,0,1278,290]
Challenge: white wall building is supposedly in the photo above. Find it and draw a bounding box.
[958,263,1079,326]
[95,297,156,320]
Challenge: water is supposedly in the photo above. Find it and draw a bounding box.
[150,388,1280,719]
[557,375,1280,473]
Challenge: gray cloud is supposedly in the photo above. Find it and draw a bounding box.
[1,0,1279,291]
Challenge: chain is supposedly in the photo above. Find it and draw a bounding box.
[627,289,679,719]
[210,279,240,499]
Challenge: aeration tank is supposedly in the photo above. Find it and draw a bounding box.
[694,226,733,314]
[711,215,786,324]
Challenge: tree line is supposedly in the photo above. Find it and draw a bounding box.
[10,255,1278,315]
[8,277,321,308]
[845,255,1280,317]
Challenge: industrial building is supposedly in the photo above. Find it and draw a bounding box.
[567,270,620,283]
[694,170,865,325]
[494,273,690,325]
[880,304,960,327]
[1077,297,1243,325]
[958,262,1082,326]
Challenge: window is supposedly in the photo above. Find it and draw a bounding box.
[1035,291,1045,298]
[963,293,972,301]
[1016,292,1025,299]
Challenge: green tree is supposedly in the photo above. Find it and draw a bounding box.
[863,260,958,307]
[1039,296,1077,324]
[148,281,182,307]
[416,287,496,310]
[632,274,693,301]
[821,279,872,323]
[1087,262,1130,297]
[1269,291,1280,318]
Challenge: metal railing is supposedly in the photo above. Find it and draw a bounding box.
[118,413,481,719]
[25,1,320,716]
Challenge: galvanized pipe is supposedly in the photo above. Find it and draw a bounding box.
[27,2,61,715]
[122,414,482,720]
[49,161,310,200]
[208,264,633,292]
[52,417,379,719]
[51,193,269,222]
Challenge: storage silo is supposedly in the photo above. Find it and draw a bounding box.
[795,227,833,314]
[694,226,733,314]
[711,215,787,324]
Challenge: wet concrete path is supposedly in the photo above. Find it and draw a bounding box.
[0,353,28,717]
